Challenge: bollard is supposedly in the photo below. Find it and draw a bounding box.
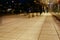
[28,13,32,18]
[32,13,35,17]
[36,12,39,16]
[34,13,36,16]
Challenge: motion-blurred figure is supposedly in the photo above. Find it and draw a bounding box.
[39,3,43,15]
[46,6,48,13]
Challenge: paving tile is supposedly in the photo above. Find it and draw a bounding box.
[0,13,60,40]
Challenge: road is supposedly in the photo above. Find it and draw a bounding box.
[0,13,60,40]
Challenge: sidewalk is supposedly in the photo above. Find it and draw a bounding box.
[0,13,46,40]
[0,13,60,40]
[39,14,60,40]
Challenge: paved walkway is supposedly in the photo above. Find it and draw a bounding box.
[39,14,59,40]
[0,13,60,40]
[0,13,46,40]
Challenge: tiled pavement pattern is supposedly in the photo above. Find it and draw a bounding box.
[0,13,60,40]
[39,15,60,40]
[53,14,60,39]
[0,13,46,40]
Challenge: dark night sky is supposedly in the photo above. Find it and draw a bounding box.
[0,0,34,3]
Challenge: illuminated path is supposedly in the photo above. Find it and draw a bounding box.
[0,13,60,40]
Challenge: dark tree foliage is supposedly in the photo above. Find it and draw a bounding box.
[0,0,42,15]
